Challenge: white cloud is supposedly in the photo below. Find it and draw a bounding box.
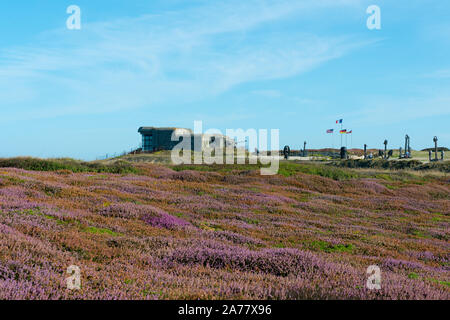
[0,0,367,121]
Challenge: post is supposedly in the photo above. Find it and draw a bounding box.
[364,144,367,159]
[405,135,410,157]
[428,150,432,162]
[332,131,334,150]
[351,132,353,149]
[433,136,438,161]
[404,135,407,157]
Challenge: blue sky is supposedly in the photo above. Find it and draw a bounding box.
[0,0,449,159]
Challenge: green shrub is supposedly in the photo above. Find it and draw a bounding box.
[0,157,139,174]
[332,159,450,172]
[173,162,358,180]
[278,162,358,180]
[309,240,355,253]
[408,272,420,279]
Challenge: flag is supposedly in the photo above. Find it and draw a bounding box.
[340,129,347,134]
[326,129,334,133]
[347,130,352,134]
[336,119,343,124]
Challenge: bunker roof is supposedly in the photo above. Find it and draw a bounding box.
[138,127,192,133]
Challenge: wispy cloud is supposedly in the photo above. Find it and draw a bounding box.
[0,0,367,120]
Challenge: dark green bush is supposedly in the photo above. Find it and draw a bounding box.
[331,159,450,172]
[0,157,139,174]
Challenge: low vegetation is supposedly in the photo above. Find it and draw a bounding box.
[0,157,139,174]
[333,159,450,173]
[0,157,448,299]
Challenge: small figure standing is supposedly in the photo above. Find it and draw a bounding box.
[283,145,290,160]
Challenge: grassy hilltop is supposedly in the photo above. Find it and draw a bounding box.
[0,156,448,299]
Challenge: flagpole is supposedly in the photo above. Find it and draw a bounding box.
[351,132,353,149]
[332,131,334,150]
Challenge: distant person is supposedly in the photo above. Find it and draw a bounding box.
[283,146,290,160]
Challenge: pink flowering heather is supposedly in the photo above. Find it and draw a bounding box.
[0,162,448,300]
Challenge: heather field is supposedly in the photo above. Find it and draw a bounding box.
[0,159,449,300]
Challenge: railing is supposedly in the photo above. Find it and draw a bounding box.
[95,147,141,160]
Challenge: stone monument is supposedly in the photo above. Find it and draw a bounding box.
[430,136,443,162]
[400,134,412,159]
